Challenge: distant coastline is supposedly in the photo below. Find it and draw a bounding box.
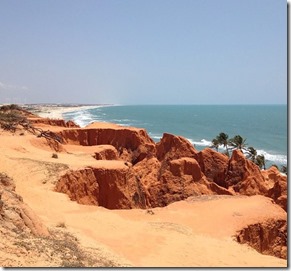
[22,103,112,120]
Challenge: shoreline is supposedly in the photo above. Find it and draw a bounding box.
[22,104,113,120]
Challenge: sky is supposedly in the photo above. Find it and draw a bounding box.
[0,0,287,105]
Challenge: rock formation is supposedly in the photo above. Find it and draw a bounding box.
[264,166,287,211]
[236,218,287,259]
[93,145,119,160]
[36,122,285,214]
[195,147,229,187]
[29,117,80,128]
[156,133,198,161]
[223,150,269,196]
[55,131,233,209]
[0,173,49,237]
[55,162,140,209]
[57,126,156,164]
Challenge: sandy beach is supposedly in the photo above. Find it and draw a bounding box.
[23,104,106,120]
[0,105,287,267]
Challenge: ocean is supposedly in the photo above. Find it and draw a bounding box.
[62,104,287,168]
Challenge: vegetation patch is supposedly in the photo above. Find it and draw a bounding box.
[211,132,287,173]
[13,228,121,267]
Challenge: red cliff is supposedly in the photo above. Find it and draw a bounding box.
[0,173,49,237]
[264,166,287,211]
[224,150,269,195]
[29,117,80,128]
[55,162,137,209]
[53,125,286,212]
[195,148,229,187]
[156,133,198,161]
[58,126,156,164]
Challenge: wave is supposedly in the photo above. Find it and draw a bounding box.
[111,119,135,126]
[187,138,287,165]
[62,104,117,127]
[149,132,163,142]
[66,108,137,128]
[256,150,287,165]
[64,109,97,127]
[189,138,212,147]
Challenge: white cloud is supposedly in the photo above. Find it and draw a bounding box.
[0,81,28,91]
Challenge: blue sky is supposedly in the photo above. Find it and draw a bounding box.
[0,0,287,104]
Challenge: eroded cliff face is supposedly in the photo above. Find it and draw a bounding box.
[29,118,80,128]
[220,151,287,208]
[93,145,119,160]
[55,133,232,209]
[55,164,137,209]
[50,123,287,261]
[0,173,49,237]
[236,219,287,259]
[195,148,229,187]
[54,125,286,212]
[156,133,198,161]
[58,127,156,164]
[55,157,215,209]
[264,166,287,211]
[223,150,269,196]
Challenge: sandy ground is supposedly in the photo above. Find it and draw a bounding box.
[0,116,287,267]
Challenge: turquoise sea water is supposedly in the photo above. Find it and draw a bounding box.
[63,105,287,167]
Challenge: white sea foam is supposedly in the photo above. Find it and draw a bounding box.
[37,105,104,122]
[149,132,163,142]
[61,105,116,127]
[190,139,212,147]
[187,138,287,165]
[152,135,162,141]
[112,118,133,124]
[66,109,99,127]
[116,123,132,127]
[256,149,287,165]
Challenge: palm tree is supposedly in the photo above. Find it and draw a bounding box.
[211,133,269,168]
[255,154,266,170]
[281,165,287,175]
[246,146,257,162]
[216,132,229,156]
[229,135,247,150]
[211,138,220,151]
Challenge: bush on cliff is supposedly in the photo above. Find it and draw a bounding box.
[0,104,21,111]
[0,104,27,132]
